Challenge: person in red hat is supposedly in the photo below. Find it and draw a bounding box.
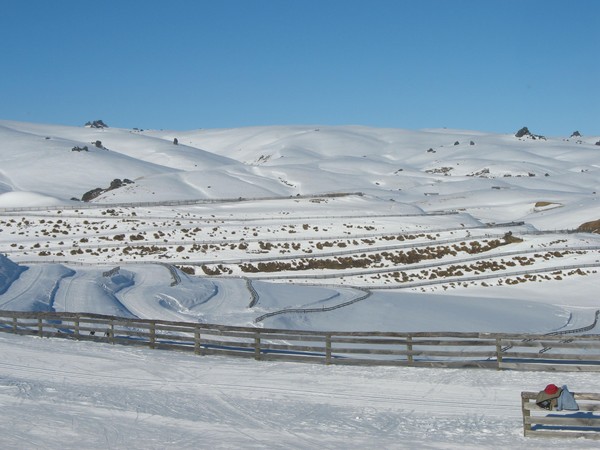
[536,384,563,410]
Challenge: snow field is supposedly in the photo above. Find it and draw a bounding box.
[1,332,598,449]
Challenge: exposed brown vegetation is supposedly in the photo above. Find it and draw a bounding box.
[577,219,600,234]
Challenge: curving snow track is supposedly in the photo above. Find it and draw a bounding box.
[0,265,74,312]
[53,268,135,317]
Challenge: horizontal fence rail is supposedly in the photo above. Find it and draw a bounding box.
[1,310,600,371]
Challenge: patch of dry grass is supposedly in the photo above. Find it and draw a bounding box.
[577,219,600,233]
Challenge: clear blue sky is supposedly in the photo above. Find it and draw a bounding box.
[1,0,598,135]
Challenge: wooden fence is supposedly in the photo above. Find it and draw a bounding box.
[521,391,600,439]
[1,310,600,371]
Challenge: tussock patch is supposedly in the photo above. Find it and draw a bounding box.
[533,201,562,211]
[577,219,600,233]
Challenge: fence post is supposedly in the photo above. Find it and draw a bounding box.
[12,317,17,333]
[325,334,332,365]
[149,321,156,349]
[74,315,80,339]
[194,326,202,355]
[521,392,531,436]
[38,318,43,337]
[110,320,115,344]
[407,335,413,364]
[254,331,261,360]
[495,337,503,370]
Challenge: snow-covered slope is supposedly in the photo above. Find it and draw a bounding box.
[1,121,598,230]
[0,120,599,333]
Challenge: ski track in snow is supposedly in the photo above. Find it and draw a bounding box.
[53,269,134,318]
[0,265,75,312]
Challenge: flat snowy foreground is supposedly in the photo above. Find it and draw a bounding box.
[1,333,598,449]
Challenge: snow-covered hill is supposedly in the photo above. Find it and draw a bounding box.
[1,121,598,230]
[0,120,599,334]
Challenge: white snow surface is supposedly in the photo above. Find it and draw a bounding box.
[1,332,599,449]
[1,121,600,448]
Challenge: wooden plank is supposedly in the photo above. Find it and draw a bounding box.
[78,324,114,332]
[42,324,76,332]
[329,337,497,347]
[505,345,598,355]
[116,330,151,339]
[409,349,496,358]
[201,330,262,340]
[525,416,600,427]
[330,359,498,369]
[501,362,600,372]
[329,358,410,367]
[331,347,495,358]
[501,334,600,342]
[4,320,39,327]
[576,394,600,401]
[184,327,252,337]
[153,342,196,352]
[258,353,327,364]
[191,338,255,348]
[410,339,497,347]
[246,326,329,336]
[257,333,328,342]
[502,340,600,349]
[521,391,600,401]
[521,391,539,399]
[531,341,600,350]
[154,334,195,344]
[331,347,409,356]
[327,330,414,337]
[409,360,498,369]
[525,430,600,439]
[76,318,114,326]
[523,402,600,412]
[42,331,80,340]
[111,337,151,347]
[330,337,412,345]
[154,324,197,333]
[200,348,257,359]
[260,343,325,353]
[520,391,600,400]
[10,329,39,337]
[501,352,600,361]
[396,331,484,338]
